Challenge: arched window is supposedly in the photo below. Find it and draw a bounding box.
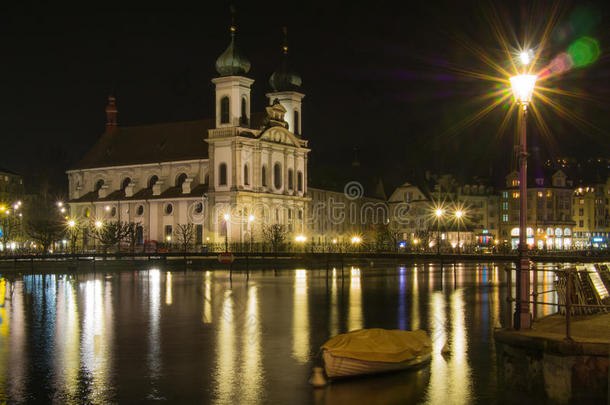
[220,96,230,124]
[175,173,187,187]
[293,110,299,135]
[297,171,303,192]
[148,175,159,189]
[204,174,209,185]
[94,179,104,192]
[273,163,282,189]
[288,169,294,190]
[262,166,267,187]
[121,177,131,191]
[243,164,249,185]
[219,163,227,186]
[240,97,248,126]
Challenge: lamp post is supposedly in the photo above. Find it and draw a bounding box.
[223,213,230,252]
[455,209,463,255]
[434,208,444,255]
[248,214,255,252]
[509,70,537,330]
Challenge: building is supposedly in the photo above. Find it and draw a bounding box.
[572,178,610,249]
[499,169,575,250]
[67,23,379,250]
[0,167,24,204]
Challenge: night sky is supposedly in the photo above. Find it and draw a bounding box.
[2,1,609,195]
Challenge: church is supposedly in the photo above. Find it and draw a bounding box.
[67,23,377,248]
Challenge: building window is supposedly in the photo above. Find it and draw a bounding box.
[240,97,248,126]
[297,171,303,192]
[165,203,173,215]
[244,164,249,186]
[196,224,203,244]
[274,163,282,189]
[502,202,508,210]
[579,208,584,216]
[502,191,508,199]
[110,207,117,217]
[219,163,227,186]
[137,205,144,216]
[94,179,104,192]
[148,175,159,189]
[288,169,294,190]
[220,96,230,124]
[121,177,131,191]
[176,173,187,187]
[194,202,203,214]
[579,220,584,227]
[293,110,299,135]
[262,166,267,187]
[165,225,172,239]
[502,214,508,222]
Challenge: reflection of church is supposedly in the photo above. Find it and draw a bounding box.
[67,23,311,246]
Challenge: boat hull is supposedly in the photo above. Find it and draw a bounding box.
[323,349,431,379]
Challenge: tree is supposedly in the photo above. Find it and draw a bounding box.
[24,195,65,253]
[173,223,195,253]
[262,224,287,253]
[90,221,130,253]
[123,222,142,253]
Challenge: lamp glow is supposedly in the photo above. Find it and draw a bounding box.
[223,213,230,221]
[351,236,361,244]
[248,214,255,222]
[434,208,444,218]
[509,74,537,105]
[295,235,307,242]
[455,210,463,219]
[68,219,76,228]
[519,50,532,65]
[95,220,103,228]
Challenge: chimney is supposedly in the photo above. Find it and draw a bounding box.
[105,95,118,130]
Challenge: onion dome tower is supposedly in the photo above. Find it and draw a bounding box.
[267,27,304,136]
[212,10,254,129]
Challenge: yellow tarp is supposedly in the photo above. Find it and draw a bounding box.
[322,329,432,363]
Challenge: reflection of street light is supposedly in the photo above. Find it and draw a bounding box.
[510,60,537,331]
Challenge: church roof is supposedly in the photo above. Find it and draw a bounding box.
[215,26,250,77]
[68,184,209,203]
[72,119,214,170]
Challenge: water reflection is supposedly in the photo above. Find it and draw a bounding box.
[0,263,565,404]
[292,269,309,363]
[347,267,362,331]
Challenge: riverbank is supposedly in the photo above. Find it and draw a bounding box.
[0,251,607,273]
[495,313,610,404]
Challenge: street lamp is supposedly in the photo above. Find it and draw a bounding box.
[248,214,255,252]
[509,59,537,330]
[223,213,230,252]
[434,208,444,255]
[455,209,463,255]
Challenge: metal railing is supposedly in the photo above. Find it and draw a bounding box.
[505,265,610,341]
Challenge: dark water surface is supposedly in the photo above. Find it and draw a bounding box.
[0,263,560,404]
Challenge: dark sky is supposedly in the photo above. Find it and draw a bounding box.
[1,0,609,194]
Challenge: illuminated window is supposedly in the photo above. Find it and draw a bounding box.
[502,191,508,199]
[502,214,508,222]
[511,179,519,186]
[512,192,520,198]
[546,190,552,197]
[538,191,543,198]
[502,202,508,210]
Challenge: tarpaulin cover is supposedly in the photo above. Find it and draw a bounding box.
[322,329,432,363]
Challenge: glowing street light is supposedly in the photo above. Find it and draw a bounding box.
[95,220,103,228]
[295,235,307,243]
[509,50,538,331]
[350,236,361,244]
[67,219,76,228]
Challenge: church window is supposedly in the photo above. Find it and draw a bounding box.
[220,96,230,124]
[244,164,249,185]
[194,202,203,214]
[110,207,117,217]
[148,175,159,189]
[136,205,144,216]
[262,166,267,187]
[293,110,299,135]
[94,179,104,192]
[204,174,209,185]
[165,203,173,215]
[176,173,187,187]
[219,163,227,186]
[274,163,282,189]
[240,97,248,126]
[121,177,131,191]
[297,171,303,192]
[288,169,294,190]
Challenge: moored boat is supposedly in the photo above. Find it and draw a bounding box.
[321,329,432,379]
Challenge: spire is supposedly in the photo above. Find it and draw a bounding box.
[105,95,118,131]
[215,7,251,77]
[269,26,302,92]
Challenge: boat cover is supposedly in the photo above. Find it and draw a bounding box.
[322,329,432,363]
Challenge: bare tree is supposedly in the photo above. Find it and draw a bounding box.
[24,195,65,253]
[173,223,195,254]
[90,221,130,253]
[262,224,287,253]
[123,222,143,253]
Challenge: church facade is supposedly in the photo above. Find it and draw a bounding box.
[67,24,313,248]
